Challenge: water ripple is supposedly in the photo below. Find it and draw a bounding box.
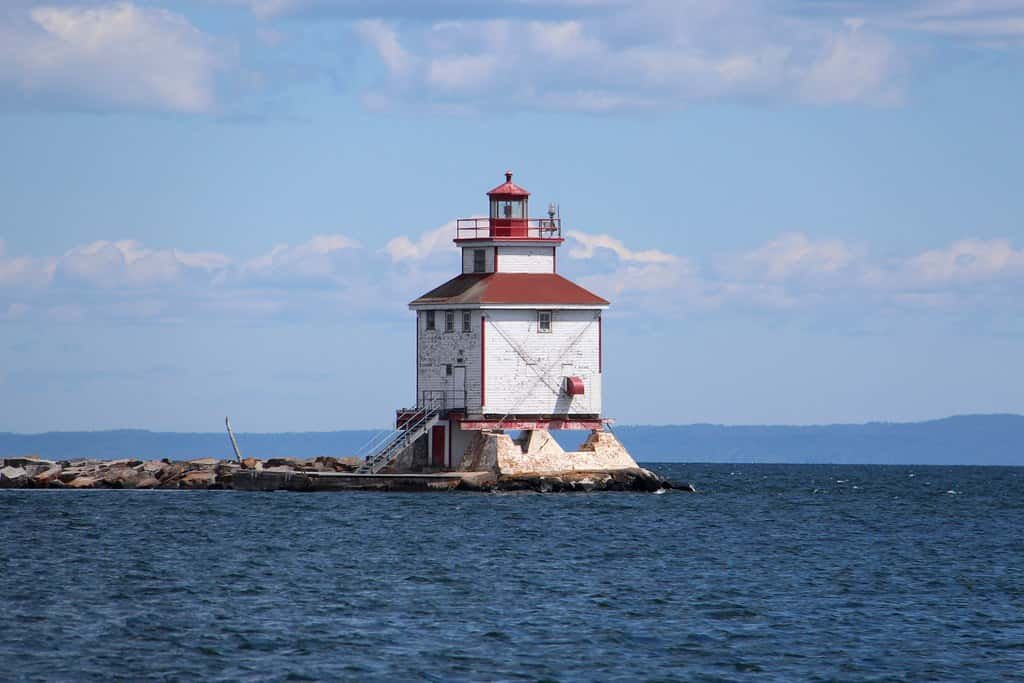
[1,464,1022,681]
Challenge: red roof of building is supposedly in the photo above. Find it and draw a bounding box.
[487,171,530,197]
[410,273,609,307]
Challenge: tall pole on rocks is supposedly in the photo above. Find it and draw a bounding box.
[225,417,243,463]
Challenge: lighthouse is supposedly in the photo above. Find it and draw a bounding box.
[359,171,639,476]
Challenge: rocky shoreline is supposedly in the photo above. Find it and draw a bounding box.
[0,456,691,493]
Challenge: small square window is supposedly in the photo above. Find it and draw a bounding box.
[425,311,435,331]
[444,310,455,333]
[462,311,472,333]
[538,311,552,333]
[473,249,486,273]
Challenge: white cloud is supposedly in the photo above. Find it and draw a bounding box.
[352,4,909,110]
[905,239,1024,284]
[721,232,859,283]
[53,240,233,288]
[0,239,55,288]
[384,222,457,263]
[898,0,1024,40]
[428,54,499,91]
[59,241,174,288]
[567,230,1024,313]
[173,249,233,271]
[354,19,412,76]
[56,240,232,288]
[577,261,697,305]
[13,0,1017,115]
[0,3,228,113]
[799,20,902,105]
[243,234,362,282]
[4,230,1024,323]
[527,20,601,60]
[567,231,677,264]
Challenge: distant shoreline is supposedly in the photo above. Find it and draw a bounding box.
[1,414,1021,466]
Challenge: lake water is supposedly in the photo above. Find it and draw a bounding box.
[2,463,1022,681]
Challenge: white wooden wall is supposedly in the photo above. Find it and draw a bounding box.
[417,311,483,412]
[496,246,555,273]
[482,308,602,416]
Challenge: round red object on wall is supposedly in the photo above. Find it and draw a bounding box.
[564,376,585,396]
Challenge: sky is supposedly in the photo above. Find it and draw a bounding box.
[1,0,1023,433]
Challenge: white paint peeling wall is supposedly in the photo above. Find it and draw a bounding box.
[482,308,602,416]
[417,311,482,412]
[496,246,555,273]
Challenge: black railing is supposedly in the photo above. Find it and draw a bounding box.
[419,390,467,411]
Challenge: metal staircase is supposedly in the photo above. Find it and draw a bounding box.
[355,409,440,474]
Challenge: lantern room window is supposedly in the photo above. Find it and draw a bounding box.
[491,199,526,220]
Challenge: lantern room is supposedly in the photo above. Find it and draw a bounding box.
[488,171,530,237]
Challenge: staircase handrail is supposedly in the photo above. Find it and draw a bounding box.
[357,408,439,474]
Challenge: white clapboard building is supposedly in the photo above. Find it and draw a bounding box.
[359,172,612,474]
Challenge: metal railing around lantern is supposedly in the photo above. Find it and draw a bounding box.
[455,218,562,240]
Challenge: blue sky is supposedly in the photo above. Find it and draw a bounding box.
[1,0,1023,432]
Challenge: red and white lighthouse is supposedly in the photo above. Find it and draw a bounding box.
[360,172,633,475]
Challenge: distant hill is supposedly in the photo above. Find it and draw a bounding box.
[0,429,380,463]
[609,414,1024,465]
[1,414,1021,465]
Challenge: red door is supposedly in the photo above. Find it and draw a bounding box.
[431,425,446,468]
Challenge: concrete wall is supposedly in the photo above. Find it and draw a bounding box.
[496,246,555,273]
[459,429,638,475]
[391,432,429,473]
[449,426,475,470]
[482,309,602,416]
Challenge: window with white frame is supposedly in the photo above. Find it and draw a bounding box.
[462,311,472,333]
[538,311,552,333]
[425,311,435,331]
[473,249,486,273]
[445,310,455,333]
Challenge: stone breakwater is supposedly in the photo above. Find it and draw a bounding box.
[0,455,359,490]
[0,456,691,493]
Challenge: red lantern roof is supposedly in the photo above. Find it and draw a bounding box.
[487,171,530,198]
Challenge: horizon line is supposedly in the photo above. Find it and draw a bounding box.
[2,412,1021,436]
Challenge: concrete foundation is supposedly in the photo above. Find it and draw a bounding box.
[458,428,638,476]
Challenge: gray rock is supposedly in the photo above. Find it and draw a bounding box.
[3,457,56,478]
[33,466,63,486]
[0,465,28,482]
[265,457,302,468]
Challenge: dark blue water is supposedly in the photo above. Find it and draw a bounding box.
[2,464,1023,681]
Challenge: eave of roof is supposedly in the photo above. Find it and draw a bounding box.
[409,273,609,307]
[486,180,529,197]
